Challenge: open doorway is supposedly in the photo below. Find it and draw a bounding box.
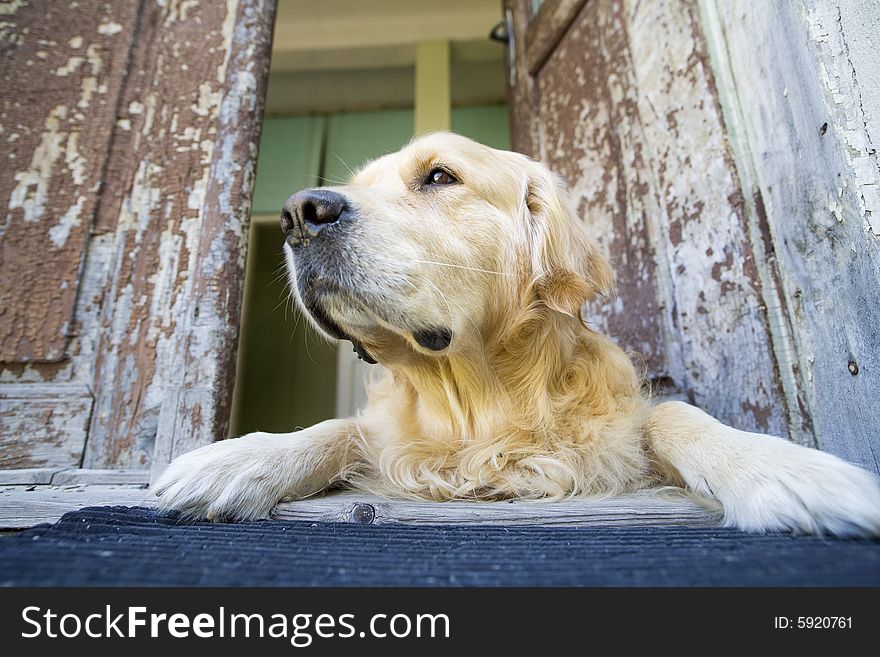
[230,0,510,436]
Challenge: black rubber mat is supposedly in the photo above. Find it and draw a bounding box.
[1,506,878,586]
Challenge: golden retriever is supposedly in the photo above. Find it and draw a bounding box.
[154,132,880,536]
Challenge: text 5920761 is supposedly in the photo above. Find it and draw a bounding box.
[774,617,852,629]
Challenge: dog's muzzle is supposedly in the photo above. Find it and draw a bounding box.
[280,188,377,361]
[279,189,452,364]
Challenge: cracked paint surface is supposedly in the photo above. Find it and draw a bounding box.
[0,0,274,469]
[530,0,785,434]
[701,0,880,472]
[0,0,135,363]
[88,0,274,469]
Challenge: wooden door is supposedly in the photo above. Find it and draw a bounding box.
[505,0,880,473]
[0,0,276,479]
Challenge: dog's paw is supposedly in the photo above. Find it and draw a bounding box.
[712,440,880,537]
[151,433,298,521]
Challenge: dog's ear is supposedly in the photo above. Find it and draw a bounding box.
[524,161,614,317]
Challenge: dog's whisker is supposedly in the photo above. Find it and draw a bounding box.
[412,259,510,276]
[318,174,351,186]
[269,291,290,316]
[268,268,290,286]
[330,153,356,181]
[301,314,318,365]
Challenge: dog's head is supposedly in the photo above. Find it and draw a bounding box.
[281,132,612,365]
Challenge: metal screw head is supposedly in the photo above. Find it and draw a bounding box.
[350,503,375,525]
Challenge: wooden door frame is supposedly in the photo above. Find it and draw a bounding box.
[503,0,880,473]
[148,0,278,480]
[0,0,278,483]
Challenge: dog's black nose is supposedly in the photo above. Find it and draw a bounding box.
[281,189,348,238]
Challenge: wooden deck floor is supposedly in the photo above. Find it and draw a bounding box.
[0,467,721,530]
[273,490,721,527]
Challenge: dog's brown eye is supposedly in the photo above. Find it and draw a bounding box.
[425,168,458,186]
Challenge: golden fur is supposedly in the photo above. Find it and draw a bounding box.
[155,132,880,536]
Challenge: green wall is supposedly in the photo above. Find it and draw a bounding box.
[231,222,339,436]
[322,109,416,185]
[252,104,510,212]
[451,105,510,150]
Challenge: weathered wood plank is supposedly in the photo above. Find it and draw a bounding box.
[83,0,276,470]
[534,0,676,382]
[0,230,116,465]
[0,385,92,468]
[524,0,587,75]
[85,0,238,468]
[504,0,542,159]
[90,0,152,236]
[0,469,64,485]
[0,468,149,486]
[699,0,880,471]
[0,485,155,530]
[151,0,277,479]
[622,0,788,435]
[50,469,150,486]
[514,0,789,435]
[0,0,140,362]
[274,491,721,527]
[0,486,720,531]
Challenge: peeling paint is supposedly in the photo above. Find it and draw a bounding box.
[97,21,122,35]
[48,195,86,248]
[520,0,785,434]
[0,1,28,17]
[2,0,272,470]
[697,0,880,471]
[53,55,83,77]
[7,107,63,225]
[0,386,92,468]
[805,5,880,234]
[80,0,274,470]
[152,0,275,478]
[0,1,142,466]
[539,3,668,379]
